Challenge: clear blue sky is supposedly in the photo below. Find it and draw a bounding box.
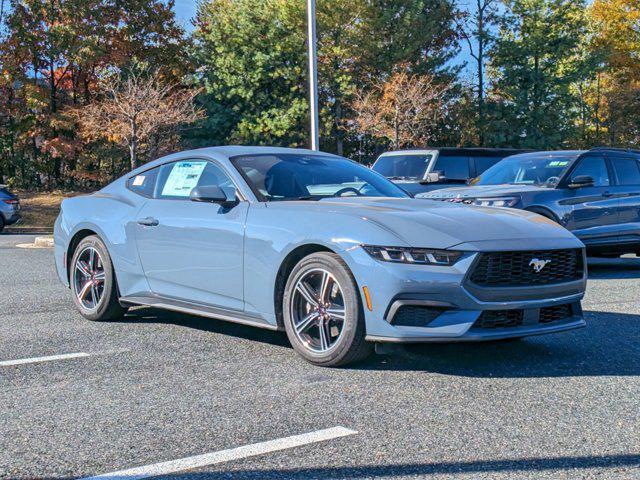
[174,0,198,30]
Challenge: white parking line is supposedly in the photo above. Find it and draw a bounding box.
[0,352,91,367]
[81,426,357,480]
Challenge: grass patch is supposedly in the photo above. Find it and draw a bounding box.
[12,191,81,230]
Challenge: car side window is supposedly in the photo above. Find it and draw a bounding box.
[570,156,610,187]
[155,160,234,200]
[473,156,503,175]
[433,155,471,180]
[611,157,640,186]
[127,167,160,198]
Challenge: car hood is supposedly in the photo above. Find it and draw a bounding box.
[302,197,581,250]
[419,184,549,199]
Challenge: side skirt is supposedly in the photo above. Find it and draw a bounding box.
[120,294,281,331]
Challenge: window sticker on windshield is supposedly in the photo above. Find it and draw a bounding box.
[132,175,145,186]
[162,161,207,197]
[548,161,569,167]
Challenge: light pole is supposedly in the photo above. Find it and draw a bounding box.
[307,0,319,151]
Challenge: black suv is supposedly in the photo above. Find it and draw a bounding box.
[371,148,527,195]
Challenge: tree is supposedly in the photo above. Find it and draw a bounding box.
[352,70,451,149]
[456,0,499,145]
[488,0,590,148]
[191,0,308,147]
[79,69,202,170]
[587,0,640,146]
[190,0,461,157]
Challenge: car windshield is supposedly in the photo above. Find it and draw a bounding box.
[372,154,432,180]
[232,154,409,201]
[471,154,577,187]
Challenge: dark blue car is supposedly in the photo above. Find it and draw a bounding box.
[0,186,21,233]
[420,148,640,257]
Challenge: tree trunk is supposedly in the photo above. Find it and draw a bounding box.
[532,54,540,147]
[49,60,57,113]
[477,2,485,146]
[335,100,344,156]
[394,105,400,149]
[130,118,139,170]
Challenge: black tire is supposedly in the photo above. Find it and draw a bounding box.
[0,216,4,233]
[283,252,372,367]
[70,235,127,321]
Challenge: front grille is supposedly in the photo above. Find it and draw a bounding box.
[391,306,447,327]
[469,249,584,287]
[539,304,573,324]
[474,309,524,329]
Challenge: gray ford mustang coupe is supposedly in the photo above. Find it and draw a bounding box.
[54,146,587,366]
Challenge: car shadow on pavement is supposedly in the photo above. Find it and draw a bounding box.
[118,307,291,349]
[155,453,640,479]
[117,307,639,378]
[352,309,640,377]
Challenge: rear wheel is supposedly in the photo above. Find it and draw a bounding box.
[70,235,127,321]
[0,215,5,233]
[283,252,372,367]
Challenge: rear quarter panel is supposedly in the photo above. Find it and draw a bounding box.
[54,190,147,295]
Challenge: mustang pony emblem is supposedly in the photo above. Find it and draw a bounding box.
[529,258,551,273]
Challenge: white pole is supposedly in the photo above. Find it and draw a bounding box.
[307,0,319,151]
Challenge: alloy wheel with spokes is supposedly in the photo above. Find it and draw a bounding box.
[283,252,372,366]
[70,235,126,321]
[73,246,106,310]
[291,268,346,353]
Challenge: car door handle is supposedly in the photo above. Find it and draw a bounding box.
[137,217,159,227]
[602,191,614,198]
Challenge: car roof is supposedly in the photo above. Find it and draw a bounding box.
[378,147,529,157]
[194,145,336,158]
[506,150,585,160]
[127,146,342,176]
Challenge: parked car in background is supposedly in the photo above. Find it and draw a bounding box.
[55,146,586,367]
[420,148,640,257]
[0,186,21,232]
[371,148,527,195]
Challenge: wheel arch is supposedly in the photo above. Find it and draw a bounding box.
[273,243,337,329]
[524,205,561,224]
[66,229,100,283]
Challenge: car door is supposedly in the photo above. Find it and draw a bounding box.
[562,154,619,246]
[609,154,640,244]
[133,158,249,311]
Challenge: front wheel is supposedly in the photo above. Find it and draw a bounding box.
[70,235,127,321]
[283,252,372,367]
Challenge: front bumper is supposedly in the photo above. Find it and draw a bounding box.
[343,244,587,343]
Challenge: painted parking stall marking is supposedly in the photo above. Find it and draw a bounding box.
[0,352,91,367]
[81,426,357,480]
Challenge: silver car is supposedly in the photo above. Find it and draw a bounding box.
[55,147,587,366]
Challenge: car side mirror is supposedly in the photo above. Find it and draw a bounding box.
[568,175,595,189]
[190,185,239,208]
[420,171,445,185]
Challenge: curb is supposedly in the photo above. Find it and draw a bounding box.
[15,235,54,249]
[34,236,54,248]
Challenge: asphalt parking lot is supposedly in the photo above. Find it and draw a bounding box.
[1,234,639,479]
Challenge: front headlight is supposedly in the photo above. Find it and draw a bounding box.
[362,245,463,266]
[471,197,519,208]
